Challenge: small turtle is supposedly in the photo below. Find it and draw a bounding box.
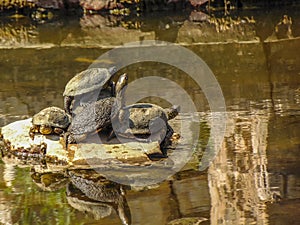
[63,67,117,115]
[29,106,71,139]
[64,73,128,147]
[112,103,180,150]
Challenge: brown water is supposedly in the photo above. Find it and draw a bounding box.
[0,7,300,225]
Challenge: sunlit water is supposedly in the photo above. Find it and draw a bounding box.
[0,7,300,225]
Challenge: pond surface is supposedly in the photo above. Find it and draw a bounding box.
[0,6,300,225]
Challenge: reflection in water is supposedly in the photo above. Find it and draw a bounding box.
[2,8,300,48]
[30,169,69,192]
[3,163,16,188]
[208,110,279,224]
[0,6,300,225]
[66,182,116,220]
[68,170,131,225]
[0,106,299,224]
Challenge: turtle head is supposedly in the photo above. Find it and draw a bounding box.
[115,73,128,96]
[167,105,180,120]
[112,73,128,119]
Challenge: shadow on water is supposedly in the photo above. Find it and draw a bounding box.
[0,6,300,225]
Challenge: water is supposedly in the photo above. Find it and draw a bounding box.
[0,7,300,225]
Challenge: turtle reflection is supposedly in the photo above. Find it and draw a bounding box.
[67,169,131,225]
[30,168,69,192]
[30,168,131,225]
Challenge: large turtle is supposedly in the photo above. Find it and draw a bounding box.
[29,106,71,140]
[64,73,128,147]
[111,103,180,150]
[63,67,117,115]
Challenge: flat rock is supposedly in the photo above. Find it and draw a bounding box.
[0,119,162,166]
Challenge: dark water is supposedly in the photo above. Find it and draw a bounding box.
[0,7,300,225]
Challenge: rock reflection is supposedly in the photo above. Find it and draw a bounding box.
[208,110,279,224]
[3,163,16,188]
[0,199,13,225]
[2,9,300,48]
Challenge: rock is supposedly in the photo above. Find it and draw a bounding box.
[0,118,68,163]
[0,117,184,187]
[0,119,163,166]
[69,141,159,165]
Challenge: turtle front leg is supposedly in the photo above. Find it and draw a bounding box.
[53,127,64,136]
[63,132,85,149]
[64,96,74,115]
[110,81,116,96]
[63,132,71,149]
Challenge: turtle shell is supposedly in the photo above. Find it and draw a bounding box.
[63,68,114,97]
[68,97,114,135]
[32,107,70,129]
[118,103,169,135]
[67,73,128,137]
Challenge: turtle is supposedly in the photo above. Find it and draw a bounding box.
[29,106,71,140]
[63,67,117,115]
[111,103,180,150]
[64,73,128,147]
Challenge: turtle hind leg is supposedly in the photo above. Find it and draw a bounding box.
[160,123,174,155]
